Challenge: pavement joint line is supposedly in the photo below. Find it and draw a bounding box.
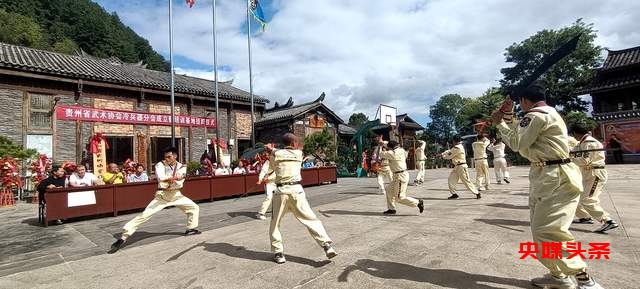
[605,188,631,239]
[58,253,75,274]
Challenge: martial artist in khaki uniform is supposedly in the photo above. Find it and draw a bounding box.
[441,136,480,199]
[413,140,427,185]
[266,133,336,264]
[380,141,424,215]
[472,135,491,191]
[109,147,201,253]
[373,138,393,195]
[569,122,619,233]
[487,138,510,184]
[257,156,277,220]
[492,80,603,289]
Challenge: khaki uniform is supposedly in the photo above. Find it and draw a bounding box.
[498,103,587,278]
[487,142,510,183]
[472,138,491,190]
[258,159,277,216]
[442,144,478,195]
[122,161,199,237]
[414,140,426,183]
[572,134,610,222]
[373,142,393,196]
[381,147,420,209]
[269,148,332,253]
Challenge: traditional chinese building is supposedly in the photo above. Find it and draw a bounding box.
[255,93,344,150]
[370,113,425,168]
[0,42,268,169]
[578,45,640,163]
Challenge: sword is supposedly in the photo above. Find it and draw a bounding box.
[570,148,618,157]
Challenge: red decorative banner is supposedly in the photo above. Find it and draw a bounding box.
[56,106,216,128]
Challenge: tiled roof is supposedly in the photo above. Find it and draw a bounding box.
[601,46,640,71]
[0,42,268,104]
[576,72,640,95]
[338,124,357,135]
[256,96,344,125]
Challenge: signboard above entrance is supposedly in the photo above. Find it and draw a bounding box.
[56,105,216,128]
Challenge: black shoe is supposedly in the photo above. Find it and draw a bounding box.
[504,178,510,184]
[108,239,126,254]
[476,193,481,199]
[595,220,619,233]
[572,218,595,224]
[383,209,397,215]
[417,199,424,214]
[447,194,459,199]
[185,229,202,236]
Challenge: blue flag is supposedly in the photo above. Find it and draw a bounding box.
[249,0,267,31]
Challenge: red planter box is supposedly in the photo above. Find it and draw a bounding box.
[301,168,319,186]
[211,174,246,198]
[114,182,158,213]
[318,166,337,184]
[244,173,264,194]
[182,176,212,202]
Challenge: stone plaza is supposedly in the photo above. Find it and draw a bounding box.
[1,165,638,289]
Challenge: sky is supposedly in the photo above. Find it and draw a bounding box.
[94,0,640,127]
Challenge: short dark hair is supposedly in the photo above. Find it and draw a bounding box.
[514,80,547,102]
[387,140,399,149]
[282,133,297,146]
[163,146,178,155]
[135,164,145,169]
[452,135,461,142]
[51,164,62,172]
[570,122,590,135]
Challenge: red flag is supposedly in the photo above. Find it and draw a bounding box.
[186,0,195,8]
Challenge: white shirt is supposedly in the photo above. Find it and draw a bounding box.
[232,167,247,175]
[214,168,229,176]
[68,172,97,187]
[488,142,506,159]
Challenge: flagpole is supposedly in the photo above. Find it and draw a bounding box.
[169,0,176,146]
[212,0,220,143]
[246,0,255,148]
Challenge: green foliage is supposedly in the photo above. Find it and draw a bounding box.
[500,19,603,112]
[563,111,597,130]
[0,9,46,48]
[426,94,465,142]
[336,141,357,174]
[348,112,369,127]
[186,161,202,176]
[0,0,169,71]
[303,128,336,162]
[0,135,38,159]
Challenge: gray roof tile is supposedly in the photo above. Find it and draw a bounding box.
[0,42,268,104]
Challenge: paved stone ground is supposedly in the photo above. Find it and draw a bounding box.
[0,165,638,289]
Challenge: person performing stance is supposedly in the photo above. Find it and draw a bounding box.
[441,135,480,199]
[413,140,427,185]
[109,147,201,253]
[256,153,276,220]
[372,136,393,196]
[492,80,604,289]
[380,140,424,215]
[266,133,336,264]
[487,138,510,184]
[472,134,491,191]
[569,122,619,233]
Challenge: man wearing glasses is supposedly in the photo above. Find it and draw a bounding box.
[108,147,201,253]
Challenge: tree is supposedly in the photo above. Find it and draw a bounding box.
[303,129,336,162]
[52,38,79,54]
[426,94,465,142]
[563,111,597,130]
[500,19,603,113]
[0,9,45,48]
[0,135,38,159]
[348,113,369,127]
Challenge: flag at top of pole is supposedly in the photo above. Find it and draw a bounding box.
[249,0,267,31]
[186,0,195,8]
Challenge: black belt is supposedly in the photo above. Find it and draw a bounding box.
[474,158,487,160]
[545,158,572,165]
[393,170,406,174]
[455,163,467,166]
[591,166,605,169]
[277,181,301,186]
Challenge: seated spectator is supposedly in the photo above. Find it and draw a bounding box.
[233,162,247,175]
[103,163,125,184]
[127,164,149,183]
[37,164,67,201]
[302,159,314,169]
[68,165,98,187]
[214,163,230,176]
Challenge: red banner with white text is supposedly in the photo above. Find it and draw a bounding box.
[56,106,216,128]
